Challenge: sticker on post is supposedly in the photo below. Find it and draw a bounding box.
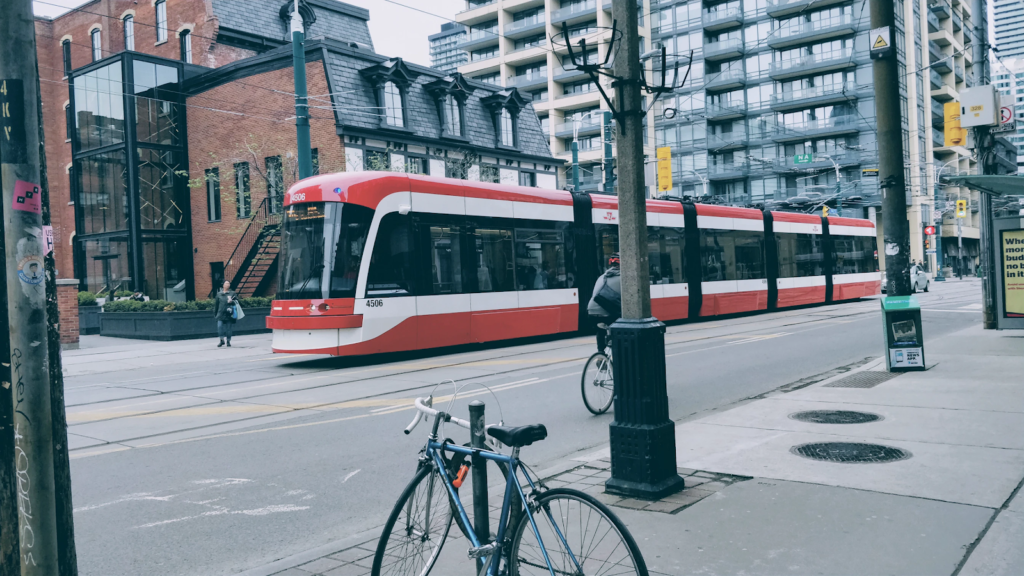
[12,180,41,214]
[890,347,923,369]
[43,225,54,255]
[17,256,44,285]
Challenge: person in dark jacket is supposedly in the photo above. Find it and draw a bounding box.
[214,281,237,347]
[587,254,622,353]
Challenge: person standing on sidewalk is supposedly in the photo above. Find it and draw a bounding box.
[215,281,238,347]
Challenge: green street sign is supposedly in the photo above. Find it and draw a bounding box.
[794,153,813,164]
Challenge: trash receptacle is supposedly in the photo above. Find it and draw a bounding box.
[880,295,926,371]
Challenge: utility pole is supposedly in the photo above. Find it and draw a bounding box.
[291,0,314,179]
[0,150,17,576]
[604,0,685,500]
[603,111,614,193]
[571,137,580,190]
[870,0,912,296]
[971,0,997,328]
[1,1,60,573]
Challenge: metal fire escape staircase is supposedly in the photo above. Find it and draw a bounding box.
[221,198,281,298]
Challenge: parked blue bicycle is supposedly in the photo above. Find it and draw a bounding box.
[371,396,648,576]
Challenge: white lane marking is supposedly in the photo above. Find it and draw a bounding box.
[726,333,791,344]
[342,470,361,484]
[959,303,983,309]
[132,504,310,529]
[74,478,252,512]
[922,309,982,313]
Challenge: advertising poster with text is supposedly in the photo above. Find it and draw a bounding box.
[1003,229,1024,318]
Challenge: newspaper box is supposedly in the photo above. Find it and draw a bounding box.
[881,295,926,371]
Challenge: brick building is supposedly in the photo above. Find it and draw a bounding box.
[37,0,560,302]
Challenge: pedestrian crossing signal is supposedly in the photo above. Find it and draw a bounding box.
[956,199,967,218]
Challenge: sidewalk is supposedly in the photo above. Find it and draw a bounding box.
[242,323,1024,576]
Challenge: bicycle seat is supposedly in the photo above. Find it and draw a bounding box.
[487,424,547,448]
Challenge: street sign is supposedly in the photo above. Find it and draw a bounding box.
[794,153,813,164]
[956,199,967,218]
[926,249,937,254]
[656,146,672,193]
[862,168,879,177]
[993,93,1017,133]
[869,26,893,59]
[924,226,936,235]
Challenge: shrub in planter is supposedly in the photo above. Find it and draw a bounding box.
[78,291,97,306]
[103,296,274,313]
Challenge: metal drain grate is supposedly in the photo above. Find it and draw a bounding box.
[824,371,901,388]
[789,410,882,424]
[791,442,911,463]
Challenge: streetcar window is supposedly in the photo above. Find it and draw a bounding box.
[775,233,824,278]
[649,227,686,284]
[514,228,568,290]
[699,229,765,281]
[367,213,417,296]
[596,225,618,274]
[472,226,515,292]
[328,204,373,298]
[429,224,464,294]
[831,234,876,274]
[280,203,328,300]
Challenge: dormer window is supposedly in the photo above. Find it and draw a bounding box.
[500,109,514,146]
[384,81,404,127]
[445,95,461,137]
[360,58,419,131]
[425,72,472,140]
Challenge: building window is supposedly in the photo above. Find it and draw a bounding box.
[64,103,73,141]
[266,156,283,213]
[311,148,320,175]
[179,30,192,64]
[62,39,72,75]
[519,171,536,187]
[91,29,102,61]
[206,168,221,222]
[124,15,135,50]
[234,162,250,218]
[156,0,168,43]
[383,81,404,127]
[406,157,427,175]
[445,95,462,137]
[500,108,514,147]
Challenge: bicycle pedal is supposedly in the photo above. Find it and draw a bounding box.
[467,542,497,559]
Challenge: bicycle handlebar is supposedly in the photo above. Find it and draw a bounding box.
[403,396,501,446]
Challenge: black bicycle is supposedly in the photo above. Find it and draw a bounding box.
[581,324,614,414]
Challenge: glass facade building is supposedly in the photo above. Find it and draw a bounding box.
[993,0,1024,59]
[430,23,470,73]
[70,53,194,301]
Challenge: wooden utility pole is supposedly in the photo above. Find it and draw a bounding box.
[870,0,912,296]
[0,146,18,576]
[1,1,60,573]
[604,0,685,500]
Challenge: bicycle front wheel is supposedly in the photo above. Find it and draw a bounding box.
[509,488,648,576]
[371,464,454,576]
[581,352,614,414]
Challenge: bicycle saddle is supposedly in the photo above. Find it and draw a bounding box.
[487,424,547,448]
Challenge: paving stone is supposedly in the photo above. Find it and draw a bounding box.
[272,569,313,576]
[323,563,371,576]
[702,481,730,492]
[592,491,622,506]
[683,476,708,487]
[677,467,698,475]
[644,500,685,514]
[299,557,345,574]
[330,546,374,563]
[613,498,650,510]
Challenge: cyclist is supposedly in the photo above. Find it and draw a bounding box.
[587,254,622,353]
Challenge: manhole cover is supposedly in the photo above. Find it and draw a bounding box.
[824,371,901,388]
[791,442,911,463]
[789,410,882,424]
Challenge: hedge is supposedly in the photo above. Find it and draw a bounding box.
[78,291,98,306]
[103,296,274,313]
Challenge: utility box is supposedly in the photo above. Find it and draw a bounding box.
[880,295,926,371]
[960,86,999,128]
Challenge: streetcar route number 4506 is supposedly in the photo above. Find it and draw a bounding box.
[366,299,384,308]
[292,192,306,202]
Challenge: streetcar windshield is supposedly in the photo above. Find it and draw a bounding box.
[279,202,373,300]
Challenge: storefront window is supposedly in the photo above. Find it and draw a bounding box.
[73,62,125,151]
[76,151,129,235]
[83,237,131,294]
[137,148,185,229]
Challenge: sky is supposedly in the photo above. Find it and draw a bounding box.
[32,0,462,67]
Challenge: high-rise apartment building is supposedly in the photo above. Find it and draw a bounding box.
[430,22,470,73]
[455,0,656,191]
[993,57,1024,173]
[992,0,1024,58]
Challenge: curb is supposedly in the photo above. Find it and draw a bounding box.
[235,528,380,576]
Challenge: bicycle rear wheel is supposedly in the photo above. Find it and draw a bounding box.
[371,464,455,576]
[508,488,648,576]
[581,352,614,414]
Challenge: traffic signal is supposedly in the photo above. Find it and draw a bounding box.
[822,206,829,217]
[924,226,936,235]
[956,199,967,218]
[924,238,931,249]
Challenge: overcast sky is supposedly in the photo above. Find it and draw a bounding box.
[33,0,462,67]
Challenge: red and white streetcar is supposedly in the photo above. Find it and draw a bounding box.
[268,172,880,356]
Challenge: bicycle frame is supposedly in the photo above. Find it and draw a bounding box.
[421,437,583,576]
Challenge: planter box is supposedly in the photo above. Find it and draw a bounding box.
[79,305,102,335]
[99,308,271,341]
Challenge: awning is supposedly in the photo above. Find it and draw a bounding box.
[944,175,1024,196]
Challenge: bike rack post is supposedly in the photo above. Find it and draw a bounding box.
[468,400,489,573]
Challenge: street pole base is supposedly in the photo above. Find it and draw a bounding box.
[605,470,686,500]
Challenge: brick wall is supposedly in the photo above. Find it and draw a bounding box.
[56,279,80,345]
[186,60,344,298]
[34,0,256,282]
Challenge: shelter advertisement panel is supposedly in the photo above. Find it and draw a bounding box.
[1002,229,1024,318]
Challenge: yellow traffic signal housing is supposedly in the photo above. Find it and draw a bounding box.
[822,206,830,218]
[956,199,967,218]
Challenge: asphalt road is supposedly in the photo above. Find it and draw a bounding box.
[62,279,984,576]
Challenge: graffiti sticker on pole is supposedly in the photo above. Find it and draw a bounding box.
[12,180,41,214]
[0,79,28,164]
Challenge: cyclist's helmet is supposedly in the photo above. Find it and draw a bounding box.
[608,253,621,267]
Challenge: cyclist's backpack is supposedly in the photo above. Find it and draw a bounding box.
[593,280,621,319]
